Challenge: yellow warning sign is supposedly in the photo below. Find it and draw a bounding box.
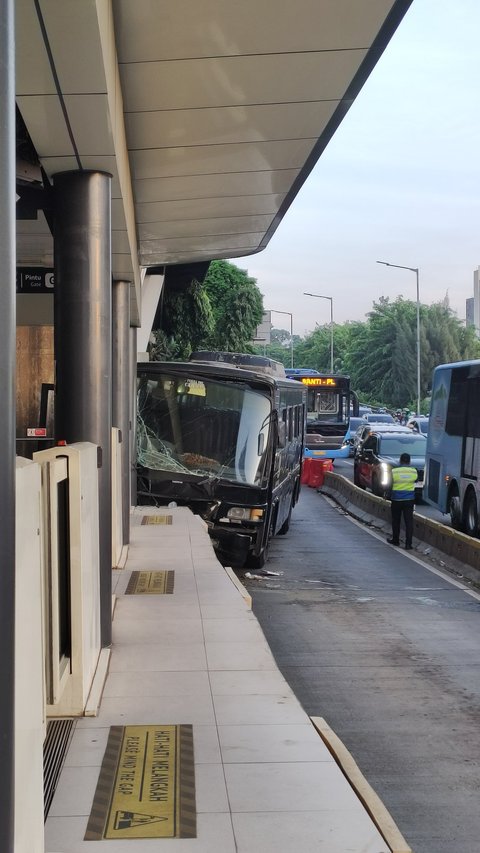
[85,725,196,840]
[105,726,176,838]
[125,571,174,595]
[141,514,173,525]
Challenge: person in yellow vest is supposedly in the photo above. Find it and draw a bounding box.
[387,452,417,550]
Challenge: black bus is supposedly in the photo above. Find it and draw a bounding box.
[136,352,306,568]
[285,369,358,459]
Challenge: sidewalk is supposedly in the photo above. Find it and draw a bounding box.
[45,506,392,853]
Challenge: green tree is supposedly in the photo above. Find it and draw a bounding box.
[150,260,264,360]
[150,279,214,360]
[342,297,480,410]
[204,260,264,351]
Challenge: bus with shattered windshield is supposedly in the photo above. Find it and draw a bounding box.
[136,352,306,568]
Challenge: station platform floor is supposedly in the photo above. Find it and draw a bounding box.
[45,505,396,853]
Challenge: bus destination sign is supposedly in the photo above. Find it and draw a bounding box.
[301,377,337,387]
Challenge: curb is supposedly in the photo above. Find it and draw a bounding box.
[223,565,252,609]
[311,716,413,853]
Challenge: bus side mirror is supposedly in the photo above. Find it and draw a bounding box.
[258,433,265,455]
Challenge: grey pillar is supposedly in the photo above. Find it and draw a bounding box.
[0,1,16,847]
[112,280,131,545]
[130,326,138,506]
[53,170,112,648]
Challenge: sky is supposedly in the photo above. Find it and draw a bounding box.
[231,0,480,337]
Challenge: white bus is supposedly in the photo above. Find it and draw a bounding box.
[424,359,480,535]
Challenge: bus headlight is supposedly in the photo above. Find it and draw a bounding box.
[227,507,264,522]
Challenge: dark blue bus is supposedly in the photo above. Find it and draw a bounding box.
[137,353,306,567]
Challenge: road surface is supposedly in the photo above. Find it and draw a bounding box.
[244,487,480,853]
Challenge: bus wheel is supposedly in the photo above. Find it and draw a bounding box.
[244,518,273,569]
[245,541,268,570]
[463,490,479,537]
[448,489,462,530]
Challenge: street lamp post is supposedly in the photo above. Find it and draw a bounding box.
[270,309,294,368]
[376,261,421,415]
[304,292,334,372]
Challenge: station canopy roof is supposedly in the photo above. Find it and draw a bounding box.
[16,0,411,323]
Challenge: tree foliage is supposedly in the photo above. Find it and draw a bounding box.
[151,265,480,410]
[203,260,264,351]
[150,260,264,359]
[256,297,480,411]
[149,279,214,360]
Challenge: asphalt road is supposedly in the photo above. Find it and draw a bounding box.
[244,487,480,853]
[335,457,449,526]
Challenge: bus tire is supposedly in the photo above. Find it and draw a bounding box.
[448,488,462,530]
[244,516,274,569]
[463,489,479,537]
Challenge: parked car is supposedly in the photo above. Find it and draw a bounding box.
[353,428,427,500]
[352,422,410,456]
[363,412,396,424]
[343,416,368,456]
[406,416,429,436]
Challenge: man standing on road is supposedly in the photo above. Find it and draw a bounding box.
[387,452,417,550]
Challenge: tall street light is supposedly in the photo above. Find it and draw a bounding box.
[269,309,294,368]
[376,260,421,415]
[304,292,334,373]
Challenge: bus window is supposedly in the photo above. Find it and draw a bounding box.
[288,408,294,441]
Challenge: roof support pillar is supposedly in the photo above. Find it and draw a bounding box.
[129,326,138,507]
[0,0,16,847]
[112,280,131,545]
[53,170,113,648]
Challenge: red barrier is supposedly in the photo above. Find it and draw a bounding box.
[308,458,333,488]
[300,457,312,484]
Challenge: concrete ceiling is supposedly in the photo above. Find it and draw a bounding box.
[15,0,412,325]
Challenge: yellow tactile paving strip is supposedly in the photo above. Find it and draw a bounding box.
[84,725,196,840]
[125,571,175,595]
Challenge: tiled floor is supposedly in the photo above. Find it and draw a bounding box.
[45,507,390,853]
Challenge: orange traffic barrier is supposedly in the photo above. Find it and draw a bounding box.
[308,458,333,488]
[301,457,312,484]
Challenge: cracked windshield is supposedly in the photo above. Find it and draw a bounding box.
[137,373,271,486]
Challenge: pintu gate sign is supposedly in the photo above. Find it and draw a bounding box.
[16,267,54,293]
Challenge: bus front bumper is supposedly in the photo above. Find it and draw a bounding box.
[207,525,254,567]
